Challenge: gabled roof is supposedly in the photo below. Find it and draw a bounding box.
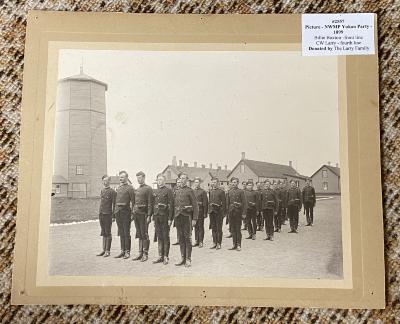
[59,70,108,90]
[228,159,302,179]
[162,165,231,182]
[52,174,68,184]
[310,164,341,178]
[209,169,231,181]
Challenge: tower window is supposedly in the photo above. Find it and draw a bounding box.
[322,169,328,178]
[240,163,245,173]
[323,182,328,190]
[76,165,84,175]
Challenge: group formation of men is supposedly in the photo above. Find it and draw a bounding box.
[97,171,316,268]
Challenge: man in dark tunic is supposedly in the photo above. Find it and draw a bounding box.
[272,181,282,233]
[241,181,248,231]
[97,175,116,257]
[244,180,258,240]
[192,177,208,248]
[114,171,135,259]
[302,178,316,226]
[174,173,199,267]
[261,180,278,241]
[172,178,181,246]
[225,182,233,238]
[208,177,226,249]
[132,171,153,262]
[226,177,247,251]
[286,180,303,233]
[152,173,174,265]
[255,181,264,231]
[280,179,289,224]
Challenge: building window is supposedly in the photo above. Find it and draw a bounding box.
[76,165,84,175]
[240,163,245,173]
[322,169,328,178]
[323,182,328,190]
[55,184,61,194]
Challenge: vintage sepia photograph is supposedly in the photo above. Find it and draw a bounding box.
[48,48,343,279]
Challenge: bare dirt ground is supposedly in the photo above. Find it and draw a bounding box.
[49,197,342,279]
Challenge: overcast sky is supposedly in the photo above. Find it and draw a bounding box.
[58,49,339,185]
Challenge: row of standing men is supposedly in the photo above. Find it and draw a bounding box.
[97,171,316,268]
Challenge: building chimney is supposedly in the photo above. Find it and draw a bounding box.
[289,160,293,167]
[209,163,213,169]
[335,162,339,167]
[328,161,331,166]
[201,164,205,168]
[184,163,188,167]
[194,162,197,168]
[241,152,246,160]
[179,160,182,167]
[224,165,227,170]
[172,156,177,167]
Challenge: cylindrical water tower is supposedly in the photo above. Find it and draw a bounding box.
[53,67,108,198]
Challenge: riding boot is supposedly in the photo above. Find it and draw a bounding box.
[114,236,125,258]
[97,237,106,256]
[132,239,143,261]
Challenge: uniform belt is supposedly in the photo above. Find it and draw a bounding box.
[134,204,146,207]
[116,203,127,206]
[210,203,221,207]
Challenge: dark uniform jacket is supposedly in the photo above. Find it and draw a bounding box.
[208,187,226,215]
[194,187,209,218]
[302,185,316,206]
[174,185,199,220]
[244,189,259,212]
[280,185,289,207]
[286,187,302,209]
[227,187,247,214]
[133,184,153,216]
[256,188,263,211]
[261,188,278,211]
[153,186,174,221]
[114,183,135,213]
[99,187,116,214]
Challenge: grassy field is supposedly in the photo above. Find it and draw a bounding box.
[49,197,343,279]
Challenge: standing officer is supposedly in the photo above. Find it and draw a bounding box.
[226,177,247,251]
[241,181,248,231]
[280,179,289,225]
[302,178,316,226]
[272,181,282,233]
[225,181,233,238]
[261,180,278,241]
[152,174,174,265]
[132,171,153,262]
[114,171,135,259]
[172,178,181,246]
[97,175,116,257]
[193,177,208,248]
[255,181,264,231]
[244,180,258,240]
[286,180,302,233]
[174,173,199,267]
[208,177,226,249]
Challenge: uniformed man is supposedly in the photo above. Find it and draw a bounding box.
[274,180,284,232]
[225,181,233,238]
[272,181,282,233]
[114,171,135,259]
[244,180,258,240]
[280,179,289,224]
[152,173,174,265]
[286,180,302,233]
[97,175,116,257]
[226,177,247,251]
[192,177,208,248]
[302,178,316,226]
[172,178,181,246]
[255,181,264,231]
[174,173,199,267]
[208,177,226,249]
[261,180,278,241]
[132,171,153,262]
[241,181,248,231]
